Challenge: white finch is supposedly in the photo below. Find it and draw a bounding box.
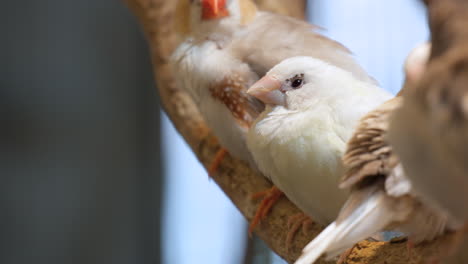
[170,0,378,234]
[246,56,391,226]
[170,0,376,169]
[389,42,468,223]
[295,44,464,264]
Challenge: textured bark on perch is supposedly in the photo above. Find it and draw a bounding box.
[125,0,468,263]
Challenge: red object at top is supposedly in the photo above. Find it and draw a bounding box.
[201,0,230,20]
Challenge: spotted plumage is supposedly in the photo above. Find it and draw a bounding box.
[209,74,263,128]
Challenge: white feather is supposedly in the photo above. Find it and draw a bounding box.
[295,189,409,264]
[247,57,392,224]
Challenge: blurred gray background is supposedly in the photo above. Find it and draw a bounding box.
[2,1,160,263]
[1,0,428,264]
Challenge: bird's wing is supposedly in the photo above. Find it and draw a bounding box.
[339,98,403,191]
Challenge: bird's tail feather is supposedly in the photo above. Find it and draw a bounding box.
[295,188,394,264]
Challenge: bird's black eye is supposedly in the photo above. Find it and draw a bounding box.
[291,78,302,88]
[290,74,304,89]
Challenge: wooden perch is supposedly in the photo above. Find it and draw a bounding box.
[125,0,468,263]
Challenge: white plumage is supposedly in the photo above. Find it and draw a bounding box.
[246,56,392,225]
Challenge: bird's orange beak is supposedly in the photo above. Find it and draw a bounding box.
[201,0,229,20]
[247,75,285,106]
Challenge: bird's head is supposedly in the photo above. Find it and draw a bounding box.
[247,56,351,111]
[175,0,257,37]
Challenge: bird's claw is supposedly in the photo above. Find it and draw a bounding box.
[248,186,283,235]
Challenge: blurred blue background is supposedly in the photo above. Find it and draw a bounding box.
[1,0,428,264]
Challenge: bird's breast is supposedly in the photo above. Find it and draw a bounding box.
[247,111,349,223]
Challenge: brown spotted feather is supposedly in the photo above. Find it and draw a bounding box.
[209,73,264,129]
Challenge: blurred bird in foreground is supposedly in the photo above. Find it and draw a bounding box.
[170,0,376,233]
[246,56,391,240]
[389,41,468,224]
[295,43,466,264]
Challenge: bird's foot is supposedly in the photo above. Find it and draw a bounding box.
[248,186,284,235]
[208,148,228,177]
[286,212,313,250]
